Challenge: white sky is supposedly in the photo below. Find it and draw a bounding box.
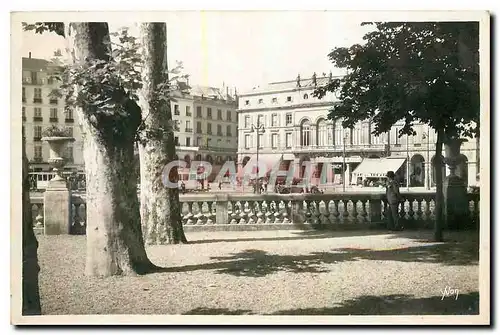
[21,11,373,92]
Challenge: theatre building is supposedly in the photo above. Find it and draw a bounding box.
[236,74,479,188]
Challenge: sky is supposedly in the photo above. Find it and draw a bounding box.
[21,11,374,93]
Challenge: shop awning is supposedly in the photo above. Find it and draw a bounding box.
[238,153,284,178]
[352,158,406,178]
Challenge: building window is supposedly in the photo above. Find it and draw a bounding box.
[303,94,309,99]
[286,96,292,102]
[185,120,191,132]
[196,106,202,117]
[66,127,73,137]
[207,123,212,135]
[186,137,191,146]
[22,107,26,120]
[317,119,328,146]
[271,133,279,149]
[174,136,179,145]
[22,87,26,102]
[50,108,58,121]
[258,134,264,149]
[34,125,42,139]
[286,133,292,148]
[226,125,232,136]
[226,110,232,121]
[33,88,42,103]
[207,108,212,119]
[196,121,202,133]
[286,113,292,125]
[301,119,311,147]
[31,71,38,84]
[34,145,42,159]
[257,114,264,126]
[186,106,191,116]
[174,120,180,131]
[258,98,263,104]
[245,134,251,149]
[217,109,222,120]
[271,113,278,127]
[35,108,42,117]
[244,115,250,128]
[65,109,73,121]
[272,97,277,104]
[48,77,55,85]
[174,104,180,115]
[245,100,250,106]
[197,137,202,146]
[217,124,222,136]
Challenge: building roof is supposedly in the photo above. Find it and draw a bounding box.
[242,75,342,96]
[22,57,50,71]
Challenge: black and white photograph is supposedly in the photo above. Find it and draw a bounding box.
[9,10,490,325]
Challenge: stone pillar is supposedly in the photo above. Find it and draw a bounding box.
[43,178,71,235]
[215,194,229,224]
[443,138,469,230]
[369,194,383,226]
[424,160,431,189]
[345,163,351,186]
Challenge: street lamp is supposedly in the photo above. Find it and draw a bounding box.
[251,122,265,194]
[406,134,410,191]
[342,131,348,192]
[422,129,431,190]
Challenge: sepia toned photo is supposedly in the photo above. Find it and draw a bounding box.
[10,10,490,325]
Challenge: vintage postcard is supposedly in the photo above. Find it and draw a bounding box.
[10,10,490,325]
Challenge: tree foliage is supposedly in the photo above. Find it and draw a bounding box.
[313,22,480,140]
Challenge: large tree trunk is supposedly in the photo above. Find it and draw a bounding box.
[66,22,158,276]
[22,129,41,315]
[137,23,187,245]
[434,128,445,242]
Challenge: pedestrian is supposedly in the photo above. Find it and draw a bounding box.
[180,181,186,194]
[218,180,222,190]
[385,171,403,231]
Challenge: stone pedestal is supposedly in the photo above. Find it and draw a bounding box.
[443,138,469,230]
[444,176,469,230]
[44,179,72,235]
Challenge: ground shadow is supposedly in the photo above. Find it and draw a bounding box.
[182,307,254,315]
[187,229,391,245]
[163,237,478,277]
[269,292,480,315]
[181,292,479,316]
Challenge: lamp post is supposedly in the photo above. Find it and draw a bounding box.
[342,132,348,192]
[406,134,410,191]
[251,121,265,194]
[422,129,431,190]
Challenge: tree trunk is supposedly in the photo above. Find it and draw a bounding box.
[22,129,41,315]
[66,22,158,276]
[137,23,187,245]
[434,128,445,242]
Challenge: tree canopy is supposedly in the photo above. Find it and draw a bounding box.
[313,21,480,140]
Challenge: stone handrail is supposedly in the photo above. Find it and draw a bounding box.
[30,191,480,235]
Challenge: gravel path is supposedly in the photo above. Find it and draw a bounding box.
[37,230,479,315]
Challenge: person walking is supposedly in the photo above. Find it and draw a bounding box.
[385,171,403,231]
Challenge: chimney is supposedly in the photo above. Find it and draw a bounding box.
[29,52,31,59]
[296,74,301,87]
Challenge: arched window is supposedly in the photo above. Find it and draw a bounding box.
[334,119,344,145]
[300,119,311,147]
[317,119,328,147]
[303,94,309,99]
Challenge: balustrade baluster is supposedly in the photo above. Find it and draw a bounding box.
[247,201,256,224]
[239,201,248,224]
[72,203,81,234]
[281,200,290,224]
[382,200,388,221]
[186,202,194,225]
[35,204,44,228]
[360,199,368,223]
[320,200,330,225]
[255,201,264,224]
[424,199,432,223]
[194,201,205,225]
[351,199,359,223]
[399,198,407,221]
[303,200,312,225]
[342,200,350,222]
[415,198,423,222]
[206,202,214,224]
[332,200,340,223]
[310,200,320,226]
[229,201,238,224]
[407,197,415,226]
[264,201,273,224]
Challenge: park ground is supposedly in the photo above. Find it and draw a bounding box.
[37,229,479,315]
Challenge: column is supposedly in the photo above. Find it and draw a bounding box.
[44,176,72,235]
[424,160,431,189]
[345,163,351,186]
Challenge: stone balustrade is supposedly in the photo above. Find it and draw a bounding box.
[30,192,480,235]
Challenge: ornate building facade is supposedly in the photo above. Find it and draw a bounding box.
[236,74,478,187]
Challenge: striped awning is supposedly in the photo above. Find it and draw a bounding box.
[352,158,406,178]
